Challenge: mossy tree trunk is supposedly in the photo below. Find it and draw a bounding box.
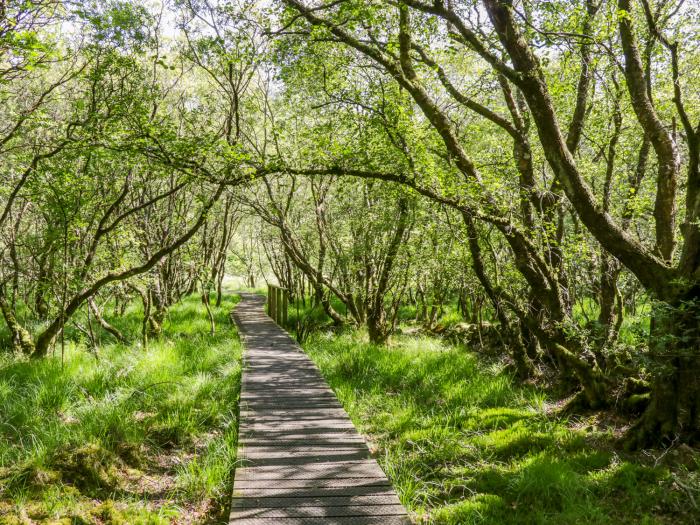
[626,291,700,447]
[0,289,35,354]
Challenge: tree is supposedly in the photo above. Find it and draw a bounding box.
[272,0,700,445]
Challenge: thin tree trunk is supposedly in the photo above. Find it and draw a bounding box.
[202,288,215,336]
[88,297,126,343]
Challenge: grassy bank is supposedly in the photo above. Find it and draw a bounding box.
[302,329,699,524]
[0,294,242,524]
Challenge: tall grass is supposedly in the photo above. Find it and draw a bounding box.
[302,329,698,524]
[0,294,242,524]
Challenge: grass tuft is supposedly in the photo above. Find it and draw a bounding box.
[0,294,242,523]
[302,328,697,524]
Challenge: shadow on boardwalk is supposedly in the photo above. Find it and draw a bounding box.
[229,293,410,525]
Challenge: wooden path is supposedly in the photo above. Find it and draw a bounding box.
[229,293,410,525]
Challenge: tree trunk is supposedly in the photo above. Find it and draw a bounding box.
[320,292,344,326]
[34,248,53,319]
[31,183,225,357]
[521,317,608,409]
[626,290,700,447]
[367,309,388,345]
[464,213,535,379]
[0,291,35,354]
[142,286,151,349]
[215,271,224,307]
[202,289,215,336]
[88,297,126,343]
[595,253,622,365]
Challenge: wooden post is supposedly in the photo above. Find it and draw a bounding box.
[267,284,271,315]
[276,287,283,324]
[273,287,278,324]
[269,284,276,322]
[266,284,288,326]
[281,289,288,327]
[275,287,282,324]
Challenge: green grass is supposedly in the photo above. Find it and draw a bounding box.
[0,294,243,524]
[301,329,699,524]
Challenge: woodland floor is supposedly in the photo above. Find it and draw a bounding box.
[289,301,700,525]
[0,294,243,524]
[1,293,699,524]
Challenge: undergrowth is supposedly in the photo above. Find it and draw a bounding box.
[302,329,700,524]
[0,294,242,524]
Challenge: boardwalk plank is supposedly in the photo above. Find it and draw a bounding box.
[230,504,407,519]
[230,294,409,524]
[231,494,402,508]
[233,478,391,490]
[233,485,394,497]
[234,461,387,480]
[232,517,410,525]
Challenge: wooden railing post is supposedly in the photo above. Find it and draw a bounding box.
[267,284,271,316]
[276,287,283,325]
[266,284,288,327]
[269,284,277,322]
[281,289,288,327]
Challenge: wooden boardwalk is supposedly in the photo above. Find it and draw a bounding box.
[230,293,410,525]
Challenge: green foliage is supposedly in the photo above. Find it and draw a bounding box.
[302,330,697,524]
[75,1,154,50]
[0,294,242,523]
[1,0,699,520]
